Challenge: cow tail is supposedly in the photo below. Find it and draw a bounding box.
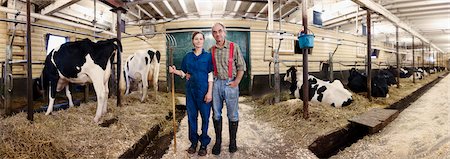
[110,38,123,53]
[123,61,130,95]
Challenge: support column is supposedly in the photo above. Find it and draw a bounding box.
[395,26,400,88]
[301,0,309,119]
[412,36,415,84]
[366,9,372,100]
[116,9,122,107]
[26,0,33,121]
[422,41,424,68]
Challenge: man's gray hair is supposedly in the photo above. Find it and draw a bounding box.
[212,22,227,34]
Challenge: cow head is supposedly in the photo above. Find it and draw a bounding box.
[284,66,297,83]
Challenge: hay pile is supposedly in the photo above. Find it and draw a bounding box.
[0,91,174,158]
[252,72,446,148]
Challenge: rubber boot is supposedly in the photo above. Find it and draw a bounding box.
[212,118,222,155]
[229,121,238,153]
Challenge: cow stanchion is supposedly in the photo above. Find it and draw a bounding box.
[169,47,177,153]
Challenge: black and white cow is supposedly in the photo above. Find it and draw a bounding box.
[41,38,121,123]
[120,49,161,102]
[347,68,390,97]
[284,67,353,108]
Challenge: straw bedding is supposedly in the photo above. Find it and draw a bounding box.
[0,91,174,158]
[252,72,446,148]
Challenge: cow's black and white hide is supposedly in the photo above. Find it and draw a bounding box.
[41,38,121,123]
[33,77,44,101]
[120,49,161,102]
[347,68,389,98]
[284,67,353,108]
[377,69,397,86]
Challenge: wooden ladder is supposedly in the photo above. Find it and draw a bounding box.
[8,30,27,77]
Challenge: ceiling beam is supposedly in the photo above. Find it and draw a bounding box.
[233,0,242,15]
[280,6,298,20]
[384,1,449,9]
[148,2,166,19]
[193,0,201,17]
[351,0,444,53]
[41,0,81,15]
[256,3,268,17]
[163,0,177,17]
[178,0,188,14]
[388,4,450,13]
[244,2,256,17]
[136,4,155,20]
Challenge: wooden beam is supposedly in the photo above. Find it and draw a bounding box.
[41,0,81,15]
[256,4,268,17]
[244,2,256,17]
[148,2,166,19]
[178,0,188,14]
[136,4,155,20]
[163,0,177,17]
[351,0,444,53]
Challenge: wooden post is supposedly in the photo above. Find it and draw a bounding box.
[274,49,280,103]
[395,26,400,88]
[116,9,122,107]
[366,9,372,100]
[412,36,415,84]
[301,0,309,119]
[421,41,424,68]
[169,47,177,153]
[26,0,33,121]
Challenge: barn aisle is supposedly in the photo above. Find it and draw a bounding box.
[334,75,450,159]
[161,97,317,159]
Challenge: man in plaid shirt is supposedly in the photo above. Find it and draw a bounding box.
[209,23,246,155]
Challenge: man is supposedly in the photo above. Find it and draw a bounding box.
[209,23,246,155]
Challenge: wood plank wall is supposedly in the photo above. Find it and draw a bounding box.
[1,14,447,83]
[160,19,428,78]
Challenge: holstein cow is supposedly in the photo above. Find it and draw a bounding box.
[347,68,390,97]
[41,38,121,123]
[284,67,353,108]
[120,49,161,102]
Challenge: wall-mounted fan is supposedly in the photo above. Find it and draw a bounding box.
[142,24,156,39]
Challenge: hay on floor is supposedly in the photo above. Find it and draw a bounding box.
[0,91,174,158]
[252,72,446,148]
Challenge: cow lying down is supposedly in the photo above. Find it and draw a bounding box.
[284,67,353,108]
[120,49,161,102]
[41,38,121,123]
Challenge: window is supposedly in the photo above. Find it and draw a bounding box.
[46,34,69,55]
[313,10,323,26]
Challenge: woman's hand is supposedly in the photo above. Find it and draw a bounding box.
[204,91,212,103]
[168,65,176,74]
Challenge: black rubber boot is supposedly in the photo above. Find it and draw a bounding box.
[229,121,238,153]
[212,118,222,155]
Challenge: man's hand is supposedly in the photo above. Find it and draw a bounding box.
[186,73,191,80]
[228,80,240,88]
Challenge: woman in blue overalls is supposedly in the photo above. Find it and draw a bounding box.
[169,31,213,156]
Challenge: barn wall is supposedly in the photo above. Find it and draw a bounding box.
[159,19,404,77]
[0,12,117,78]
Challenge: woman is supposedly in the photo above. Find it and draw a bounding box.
[169,31,213,156]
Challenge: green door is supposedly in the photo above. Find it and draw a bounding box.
[167,30,251,95]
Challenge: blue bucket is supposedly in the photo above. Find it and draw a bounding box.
[298,34,314,49]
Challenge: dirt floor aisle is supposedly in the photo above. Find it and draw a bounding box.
[162,97,317,159]
[333,75,450,159]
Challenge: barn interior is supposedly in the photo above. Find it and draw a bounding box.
[0,0,449,158]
